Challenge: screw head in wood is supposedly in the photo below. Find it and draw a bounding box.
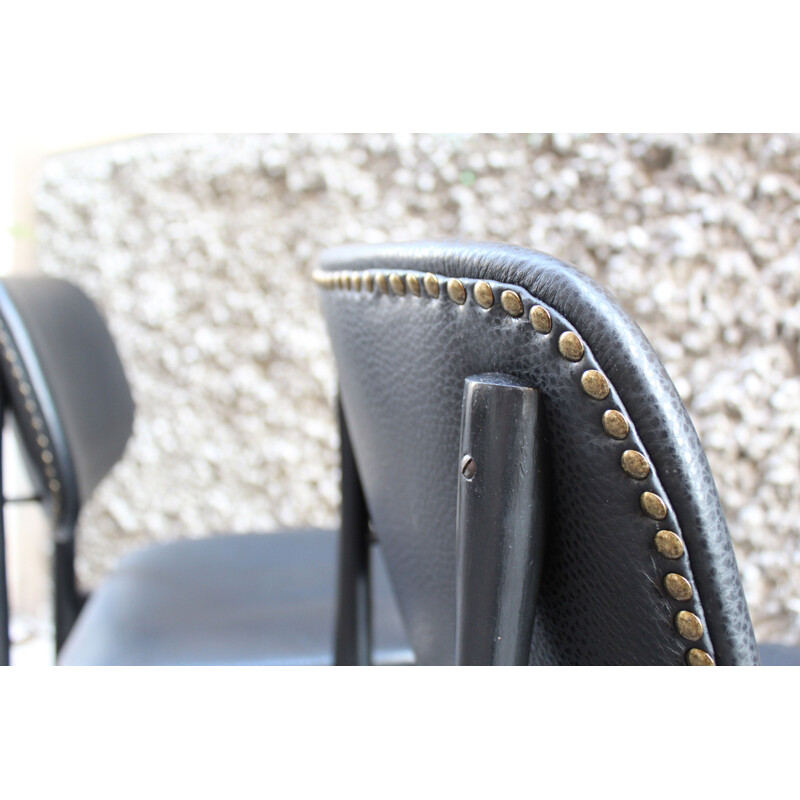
[460,455,476,480]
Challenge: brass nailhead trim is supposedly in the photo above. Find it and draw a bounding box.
[500,290,524,317]
[423,273,440,298]
[580,370,609,399]
[621,449,650,480]
[529,305,552,333]
[473,281,494,309]
[602,410,629,439]
[0,321,63,511]
[389,274,406,295]
[558,331,584,361]
[352,274,362,292]
[686,648,715,666]
[447,279,467,305]
[655,530,684,559]
[641,491,667,520]
[664,573,693,601]
[675,611,704,641]
[322,268,708,663]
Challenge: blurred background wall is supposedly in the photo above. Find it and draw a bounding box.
[20,132,800,647]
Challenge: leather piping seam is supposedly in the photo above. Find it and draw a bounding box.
[314,267,715,667]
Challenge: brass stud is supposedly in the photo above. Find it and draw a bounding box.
[36,434,49,448]
[376,273,389,294]
[423,273,440,298]
[24,399,36,414]
[447,279,467,305]
[558,331,585,361]
[580,370,609,400]
[5,349,16,363]
[686,648,715,666]
[11,365,22,380]
[500,290,524,317]
[389,273,406,295]
[48,478,60,493]
[621,450,650,480]
[352,273,362,292]
[19,381,31,396]
[641,491,667,520]
[363,273,374,292]
[529,305,552,334]
[31,416,44,431]
[41,449,54,464]
[675,611,703,641]
[407,274,421,297]
[655,530,684,559]
[473,281,494,309]
[602,410,629,439]
[346,273,354,290]
[664,573,693,602]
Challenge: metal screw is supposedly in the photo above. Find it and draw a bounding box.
[460,455,476,480]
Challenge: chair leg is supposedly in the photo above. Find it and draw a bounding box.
[334,399,372,666]
[54,537,83,653]
[0,504,9,666]
[455,374,548,666]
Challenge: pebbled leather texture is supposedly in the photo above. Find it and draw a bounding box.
[0,277,134,528]
[317,240,760,666]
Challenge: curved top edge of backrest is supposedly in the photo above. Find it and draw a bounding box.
[0,276,134,528]
[319,240,758,665]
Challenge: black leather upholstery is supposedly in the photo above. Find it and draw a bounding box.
[59,529,412,666]
[317,241,761,666]
[0,276,412,666]
[0,278,134,529]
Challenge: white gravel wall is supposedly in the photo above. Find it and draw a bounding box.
[34,133,800,645]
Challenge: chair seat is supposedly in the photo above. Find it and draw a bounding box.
[59,529,414,666]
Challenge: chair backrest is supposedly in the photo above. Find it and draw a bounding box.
[0,277,134,531]
[316,241,760,666]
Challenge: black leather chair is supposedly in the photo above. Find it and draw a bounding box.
[0,276,412,665]
[315,240,800,665]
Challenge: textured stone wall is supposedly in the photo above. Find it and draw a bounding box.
[34,133,800,645]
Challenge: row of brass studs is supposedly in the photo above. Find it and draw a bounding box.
[0,325,63,509]
[316,269,714,665]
